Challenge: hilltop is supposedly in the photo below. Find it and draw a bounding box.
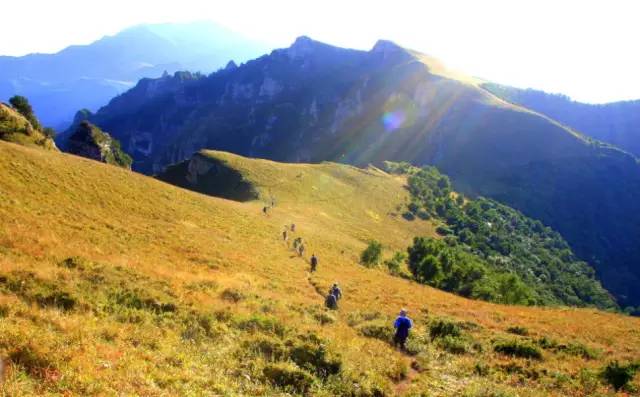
[0,102,56,151]
[0,142,638,395]
[77,36,640,309]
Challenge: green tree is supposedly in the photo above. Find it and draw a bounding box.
[9,95,41,131]
[384,251,406,275]
[360,240,382,267]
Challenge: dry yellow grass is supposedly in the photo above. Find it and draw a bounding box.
[0,142,638,396]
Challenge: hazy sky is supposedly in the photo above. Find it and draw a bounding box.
[1,0,638,103]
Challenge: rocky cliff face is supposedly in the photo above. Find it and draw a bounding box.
[76,37,640,307]
[67,121,132,169]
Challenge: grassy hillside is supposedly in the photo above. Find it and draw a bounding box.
[78,37,640,309]
[0,103,57,151]
[0,143,639,396]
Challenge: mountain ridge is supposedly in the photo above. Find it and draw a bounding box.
[71,36,640,308]
[0,21,270,129]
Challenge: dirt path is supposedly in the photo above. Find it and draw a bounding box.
[393,359,420,395]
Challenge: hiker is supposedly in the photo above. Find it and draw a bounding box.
[282,229,288,243]
[298,243,305,257]
[393,309,413,350]
[331,283,342,300]
[310,254,318,272]
[291,223,296,232]
[325,291,338,310]
[293,237,302,251]
[263,206,268,215]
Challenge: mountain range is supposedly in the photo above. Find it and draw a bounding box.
[69,36,640,309]
[484,83,640,157]
[0,21,269,129]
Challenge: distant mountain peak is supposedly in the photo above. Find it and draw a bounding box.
[286,35,336,59]
[371,39,411,60]
[225,60,238,70]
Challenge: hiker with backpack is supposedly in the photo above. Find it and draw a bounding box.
[310,253,318,272]
[330,283,342,300]
[393,309,413,351]
[325,290,338,310]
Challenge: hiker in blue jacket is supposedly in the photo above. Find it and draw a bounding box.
[393,308,413,350]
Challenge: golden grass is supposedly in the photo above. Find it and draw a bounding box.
[0,142,638,396]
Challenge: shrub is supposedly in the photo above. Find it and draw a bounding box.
[435,225,452,236]
[438,335,469,354]
[235,314,287,337]
[402,211,416,221]
[357,322,393,342]
[58,256,90,270]
[243,336,287,361]
[474,362,490,376]
[35,290,77,311]
[494,340,542,360]
[404,335,428,356]
[289,342,342,379]
[429,319,461,341]
[221,288,245,303]
[506,326,528,336]
[8,343,56,379]
[360,240,383,267]
[384,251,406,276]
[601,360,639,391]
[562,342,600,360]
[263,363,315,393]
[346,310,382,327]
[181,313,223,342]
[313,311,335,325]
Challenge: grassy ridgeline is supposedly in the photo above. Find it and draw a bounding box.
[0,144,638,395]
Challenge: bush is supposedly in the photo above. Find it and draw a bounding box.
[506,326,529,336]
[8,343,56,379]
[313,311,336,325]
[357,322,393,342]
[235,314,287,337]
[289,342,341,379]
[263,363,315,393]
[221,288,245,303]
[438,335,468,354]
[494,340,542,360]
[58,256,90,270]
[243,336,287,361]
[601,360,639,391]
[402,211,416,221]
[35,290,77,311]
[181,313,223,342]
[436,225,453,236]
[429,319,462,341]
[360,240,383,267]
[384,251,406,275]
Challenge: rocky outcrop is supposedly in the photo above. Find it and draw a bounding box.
[157,151,259,201]
[67,121,132,169]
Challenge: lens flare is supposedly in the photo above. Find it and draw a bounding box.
[382,110,406,131]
